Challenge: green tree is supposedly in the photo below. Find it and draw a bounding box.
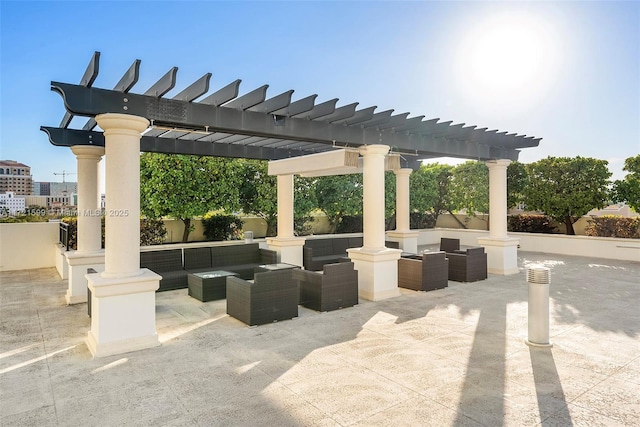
[410,163,454,224]
[237,160,316,236]
[140,153,240,242]
[612,154,640,212]
[448,161,489,227]
[507,161,528,209]
[524,156,612,235]
[314,174,363,233]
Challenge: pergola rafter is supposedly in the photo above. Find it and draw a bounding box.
[41,51,541,168]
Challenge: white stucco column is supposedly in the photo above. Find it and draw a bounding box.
[65,146,106,304]
[266,174,305,266]
[72,146,104,253]
[387,168,419,254]
[478,159,520,275]
[348,145,401,301]
[361,145,389,250]
[85,113,160,357]
[277,174,294,238]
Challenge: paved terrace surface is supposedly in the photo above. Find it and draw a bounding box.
[1,249,638,426]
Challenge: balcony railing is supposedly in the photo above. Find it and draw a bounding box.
[59,222,70,251]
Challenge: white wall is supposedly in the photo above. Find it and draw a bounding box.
[0,222,59,271]
[417,228,640,262]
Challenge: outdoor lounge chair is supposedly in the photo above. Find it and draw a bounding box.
[294,262,359,312]
[447,246,488,282]
[397,251,449,291]
[440,237,460,253]
[226,269,298,326]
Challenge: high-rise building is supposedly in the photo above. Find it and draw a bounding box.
[0,160,33,195]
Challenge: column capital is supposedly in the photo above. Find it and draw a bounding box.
[359,144,390,157]
[96,113,149,134]
[393,168,412,177]
[485,159,512,169]
[70,145,105,159]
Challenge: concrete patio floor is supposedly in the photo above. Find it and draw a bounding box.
[1,250,638,426]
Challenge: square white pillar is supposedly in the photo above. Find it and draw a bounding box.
[65,251,105,304]
[386,231,420,254]
[477,237,520,275]
[348,248,402,301]
[266,237,305,266]
[86,269,161,357]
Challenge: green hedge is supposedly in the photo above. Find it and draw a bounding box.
[60,216,167,249]
[508,214,557,234]
[585,216,640,238]
[202,214,243,241]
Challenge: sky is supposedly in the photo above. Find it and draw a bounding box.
[1,0,638,185]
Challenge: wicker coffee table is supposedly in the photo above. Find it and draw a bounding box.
[188,270,237,302]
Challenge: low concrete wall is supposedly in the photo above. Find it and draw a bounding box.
[0,222,59,271]
[416,228,640,262]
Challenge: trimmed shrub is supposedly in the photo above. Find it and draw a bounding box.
[508,214,556,234]
[410,212,437,229]
[202,214,243,241]
[336,215,363,233]
[140,218,167,245]
[585,216,640,238]
[294,215,313,236]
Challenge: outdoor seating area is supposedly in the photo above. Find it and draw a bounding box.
[2,250,638,426]
[140,243,278,292]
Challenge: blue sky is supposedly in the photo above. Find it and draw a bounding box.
[1,1,638,184]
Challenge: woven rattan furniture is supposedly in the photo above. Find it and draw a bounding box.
[440,238,460,253]
[226,269,299,326]
[303,237,363,271]
[188,270,237,302]
[294,262,359,312]
[140,249,187,292]
[184,243,277,280]
[397,251,449,291]
[447,247,488,282]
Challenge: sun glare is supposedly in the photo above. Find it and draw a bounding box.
[454,11,562,116]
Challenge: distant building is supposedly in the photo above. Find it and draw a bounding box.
[0,160,33,195]
[33,181,78,196]
[587,203,639,218]
[0,192,26,215]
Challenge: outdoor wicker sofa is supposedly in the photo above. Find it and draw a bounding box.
[397,251,449,291]
[303,237,363,271]
[294,261,359,312]
[184,243,277,280]
[226,269,299,326]
[140,249,187,292]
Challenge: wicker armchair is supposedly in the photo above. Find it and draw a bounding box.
[440,238,460,253]
[294,262,358,312]
[226,269,298,326]
[447,247,488,282]
[397,251,449,291]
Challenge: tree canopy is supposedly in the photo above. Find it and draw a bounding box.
[314,174,363,233]
[524,156,611,235]
[612,154,640,212]
[140,153,240,242]
[448,161,489,216]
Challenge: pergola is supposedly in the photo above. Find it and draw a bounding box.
[42,52,541,357]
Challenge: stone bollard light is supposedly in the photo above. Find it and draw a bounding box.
[525,265,553,348]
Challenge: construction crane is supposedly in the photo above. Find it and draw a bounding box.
[53,170,77,194]
[53,170,76,183]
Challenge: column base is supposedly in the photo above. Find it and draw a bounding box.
[65,251,105,305]
[386,230,420,254]
[347,247,402,301]
[266,237,306,267]
[477,237,520,275]
[86,268,160,357]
